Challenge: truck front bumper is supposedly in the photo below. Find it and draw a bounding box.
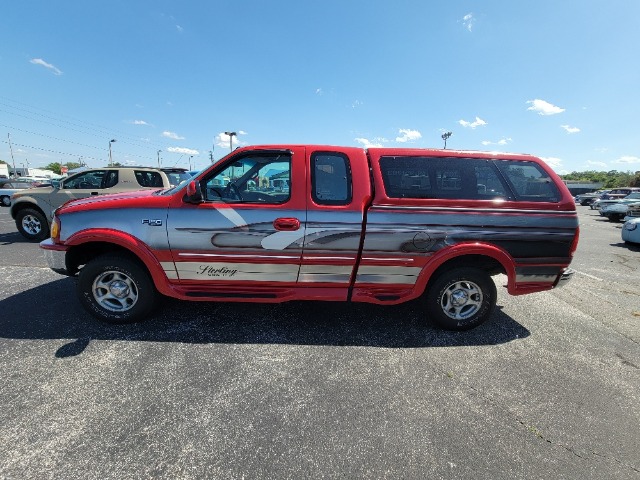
[40,239,71,276]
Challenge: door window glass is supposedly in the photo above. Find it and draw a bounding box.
[495,161,560,202]
[63,171,106,189]
[204,153,291,204]
[311,152,352,205]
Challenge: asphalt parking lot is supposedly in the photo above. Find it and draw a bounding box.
[0,206,638,479]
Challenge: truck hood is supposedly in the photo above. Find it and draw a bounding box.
[59,189,167,213]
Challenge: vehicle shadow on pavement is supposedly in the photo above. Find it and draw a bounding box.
[0,278,530,357]
[611,241,640,251]
[0,231,34,245]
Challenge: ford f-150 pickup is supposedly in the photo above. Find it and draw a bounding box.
[40,145,579,330]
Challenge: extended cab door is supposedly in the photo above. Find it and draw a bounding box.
[299,148,372,298]
[166,147,307,286]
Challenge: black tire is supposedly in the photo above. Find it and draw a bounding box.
[0,195,10,207]
[77,254,158,324]
[16,208,50,241]
[424,267,497,331]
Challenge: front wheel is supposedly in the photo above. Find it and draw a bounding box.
[16,208,49,241]
[424,267,497,331]
[77,254,158,324]
[0,195,10,207]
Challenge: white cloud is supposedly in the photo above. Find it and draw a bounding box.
[462,13,475,32]
[587,160,608,168]
[30,58,62,75]
[315,88,323,95]
[132,120,149,125]
[481,138,512,146]
[541,157,563,169]
[459,117,487,129]
[396,129,422,143]
[526,99,565,116]
[167,147,199,155]
[614,156,640,164]
[561,125,580,134]
[355,137,384,148]
[176,25,184,33]
[162,131,185,140]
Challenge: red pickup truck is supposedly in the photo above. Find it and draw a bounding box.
[41,145,579,330]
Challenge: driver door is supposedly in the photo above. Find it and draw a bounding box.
[166,148,307,287]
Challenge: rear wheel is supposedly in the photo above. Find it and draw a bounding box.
[16,208,49,241]
[425,267,497,331]
[0,195,10,207]
[77,254,158,324]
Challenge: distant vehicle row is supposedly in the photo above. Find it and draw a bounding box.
[9,166,191,240]
[574,188,640,245]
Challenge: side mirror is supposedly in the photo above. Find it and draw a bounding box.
[184,180,203,204]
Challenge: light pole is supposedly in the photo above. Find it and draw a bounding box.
[441,131,452,149]
[189,155,193,170]
[108,139,116,166]
[157,150,162,167]
[225,131,237,178]
[224,131,237,152]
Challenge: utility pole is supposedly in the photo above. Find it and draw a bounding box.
[7,133,17,177]
[157,150,162,167]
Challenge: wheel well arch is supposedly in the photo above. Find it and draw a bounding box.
[65,242,147,276]
[11,201,46,220]
[428,254,506,284]
[415,250,512,301]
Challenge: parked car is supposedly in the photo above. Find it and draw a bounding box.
[591,188,640,210]
[624,202,640,220]
[575,190,609,206]
[597,192,640,218]
[622,217,640,244]
[600,202,640,222]
[10,166,179,241]
[0,182,33,207]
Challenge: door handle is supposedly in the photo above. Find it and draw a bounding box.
[273,217,300,231]
[91,191,99,195]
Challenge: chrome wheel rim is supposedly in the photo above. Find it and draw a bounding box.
[440,280,483,320]
[21,214,42,235]
[92,270,139,312]
[1,197,10,206]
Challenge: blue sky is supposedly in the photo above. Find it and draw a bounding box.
[1,1,638,174]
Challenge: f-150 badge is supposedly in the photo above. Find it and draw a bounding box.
[142,219,163,226]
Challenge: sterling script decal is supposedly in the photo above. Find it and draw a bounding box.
[196,265,238,277]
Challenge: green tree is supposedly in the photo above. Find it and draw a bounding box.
[43,162,82,174]
[44,162,62,174]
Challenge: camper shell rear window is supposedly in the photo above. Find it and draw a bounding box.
[379,156,560,202]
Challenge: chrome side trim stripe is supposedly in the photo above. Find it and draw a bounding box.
[178,253,300,260]
[371,205,574,215]
[355,274,417,285]
[515,273,557,283]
